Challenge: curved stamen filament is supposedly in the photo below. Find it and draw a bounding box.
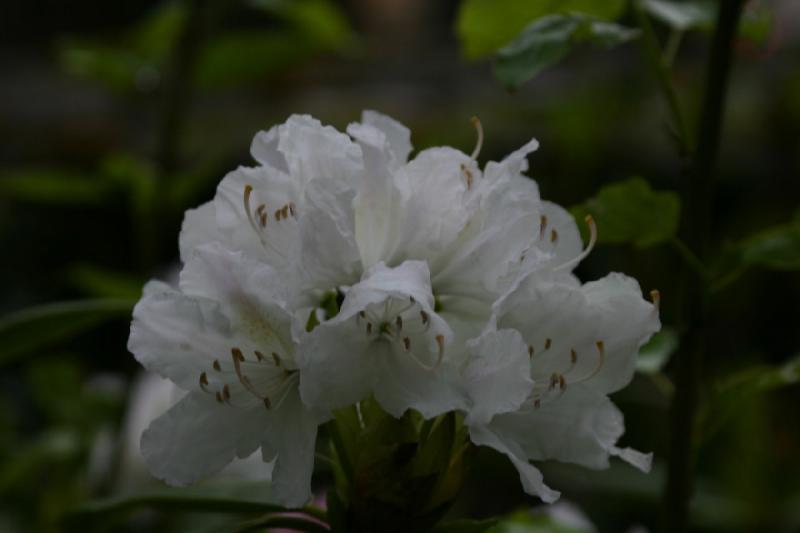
[470,116,484,161]
[554,215,597,272]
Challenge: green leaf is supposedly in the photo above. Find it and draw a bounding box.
[67,264,146,300]
[640,0,714,32]
[432,518,500,533]
[457,0,625,60]
[571,177,681,248]
[637,328,679,374]
[738,220,800,271]
[0,169,114,206]
[64,482,288,530]
[696,354,800,444]
[0,299,134,365]
[641,0,773,43]
[494,14,638,89]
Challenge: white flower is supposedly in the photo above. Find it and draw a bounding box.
[467,269,661,502]
[128,243,321,507]
[133,111,660,507]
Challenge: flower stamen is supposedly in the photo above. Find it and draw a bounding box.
[554,215,597,272]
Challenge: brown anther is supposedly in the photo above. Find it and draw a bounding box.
[409,296,416,304]
[281,205,289,219]
[260,213,267,227]
[549,373,560,389]
[544,338,552,350]
[366,322,373,335]
[213,359,222,372]
[222,384,231,402]
[358,310,366,319]
[396,316,403,331]
[263,397,272,410]
[539,215,548,239]
[274,208,282,221]
[199,372,209,390]
[403,337,411,351]
[550,229,559,243]
[528,345,535,357]
[650,289,661,309]
[254,350,265,362]
[420,310,429,325]
[570,349,577,364]
[288,202,296,217]
[271,352,281,366]
[558,374,566,390]
[231,347,245,362]
[596,340,605,354]
[215,391,224,404]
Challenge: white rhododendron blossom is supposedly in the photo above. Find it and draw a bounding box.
[128,111,660,507]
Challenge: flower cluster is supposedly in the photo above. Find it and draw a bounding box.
[128,112,660,507]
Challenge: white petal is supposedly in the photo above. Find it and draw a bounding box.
[484,385,646,471]
[297,319,376,413]
[338,260,436,319]
[294,176,362,291]
[495,272,659,394]
[140,391,267,486]
[361,110,412,167]
[462,329,534,426]
[214,165,297,266]
[348,121,404,268]
[261,387,320,507]
[278,114,362,186]
[128,281,234,390]
[250,126,289,173]
[469,423,560,503]
[178,243,295,349]
[483,137,540,182]
[373,329,465,419]
[179,201,221,264]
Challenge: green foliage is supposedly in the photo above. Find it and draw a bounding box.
[0,300,134,366]
[457,0,625,59]
[0,169,115,206]
[735,214,800,271]
[637,328,679,374]
[641,0,773,42]
[494,14,638,89]
[327,401,469,533]
[571,177,681,248]
[60,0,355,92]
[696,353,800,445]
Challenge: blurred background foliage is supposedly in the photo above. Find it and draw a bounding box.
[0,0,798,531]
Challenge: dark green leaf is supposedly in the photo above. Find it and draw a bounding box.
[64,482,287,530]
[738,221,800,271]
[457,0,625,59]
[0,169,114,206]
[0,299,134,365]
[637,328,679,374]
[696,354,800,444]
[432,518,500,533]
[641,0,772,43]
[494,14,638,89]
[571,177,680,248]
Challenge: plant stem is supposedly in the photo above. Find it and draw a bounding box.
[663,1,745,532]
[632,2,691,156]
[234,514,330,533]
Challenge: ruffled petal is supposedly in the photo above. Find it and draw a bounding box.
[361,110,412,168]
[468,423,560,503]
[461,329,534,425]
[484,385,650,471]
[128,281,234,390]
[179,201,222,264]
[261,387,320,507]
[495,271,659,394]
[140,391,267,486]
